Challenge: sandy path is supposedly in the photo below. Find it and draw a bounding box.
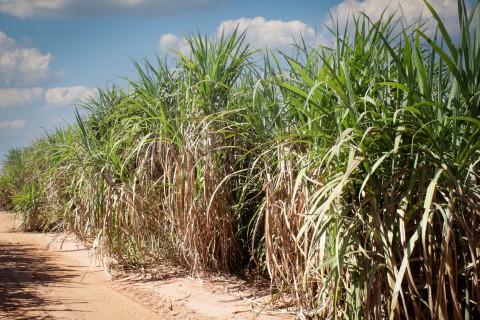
[0,212,293,320]
[0,212,159,320]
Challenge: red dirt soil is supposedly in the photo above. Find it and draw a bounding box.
[0,211,294,319]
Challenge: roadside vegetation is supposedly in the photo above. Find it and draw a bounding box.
[1,1,479,318]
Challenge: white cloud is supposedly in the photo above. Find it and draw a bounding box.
[0,31,15,47]
[0,87,44,108]
[0,0,223,19]
[44,86,96,108]
[0,0,66,19]
[158,17,325,55]
[0,31,54,86]
[217,17,323,49]
[159,33,190,55]
[328,0,464,37]
[0,119,26,130]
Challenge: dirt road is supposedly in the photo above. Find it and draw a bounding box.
[0,212,292,320]
[0,211,160,320]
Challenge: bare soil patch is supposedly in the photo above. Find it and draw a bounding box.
[0,211,293,319]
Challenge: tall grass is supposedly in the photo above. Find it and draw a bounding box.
[0,1,478,318]
[251,1,480,317]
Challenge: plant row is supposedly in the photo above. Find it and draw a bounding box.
[1,1,479,318]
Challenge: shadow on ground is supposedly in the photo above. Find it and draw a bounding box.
[0,239,77,319]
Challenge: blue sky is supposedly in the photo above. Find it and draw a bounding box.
[0,0,465,159]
